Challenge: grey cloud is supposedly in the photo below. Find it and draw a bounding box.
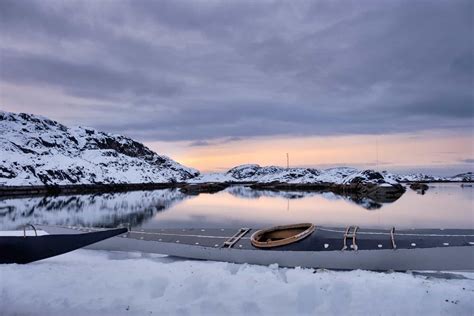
[226,137,243,142]
[0,0,472,142]
[1,50,183,99]
[393,95,474,119]
[189,140,210,147]
[188,137,243,147]
[460,159,474,164]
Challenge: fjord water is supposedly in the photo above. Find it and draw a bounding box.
[0,183,472,230]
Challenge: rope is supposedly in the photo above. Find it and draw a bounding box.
[318,227,474,237]
[390,227,397,249]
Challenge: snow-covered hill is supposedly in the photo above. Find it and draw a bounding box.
[0,111,199,186]
[449,172,474,182]
[191,164,398,186]
[382,171,473,182]
[191,165,472,186]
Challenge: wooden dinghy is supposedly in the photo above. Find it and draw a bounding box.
[0,225,127,264]
[40,224,474,271]
[250,223,316,248]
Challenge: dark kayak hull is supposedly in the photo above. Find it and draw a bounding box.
[0,227,127,264]
[40,226,474,271]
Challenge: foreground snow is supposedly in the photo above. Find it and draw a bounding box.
[1,250,473,316]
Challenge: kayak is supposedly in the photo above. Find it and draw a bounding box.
[0,225,127,264]
[40,224,474,271]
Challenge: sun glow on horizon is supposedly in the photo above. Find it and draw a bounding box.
[146,131,473,175]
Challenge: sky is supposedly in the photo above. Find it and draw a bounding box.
[0,0,473,175]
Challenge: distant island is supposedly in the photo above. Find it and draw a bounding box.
[0,111,472,199]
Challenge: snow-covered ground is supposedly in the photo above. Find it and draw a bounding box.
[1,250,473,316]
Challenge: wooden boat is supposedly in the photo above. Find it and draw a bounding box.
[0,224,127,264]
[40,224,474,271]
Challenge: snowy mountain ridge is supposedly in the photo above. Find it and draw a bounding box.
[382,171,474,182]
[190,164,399,186]
[0,111,199,185]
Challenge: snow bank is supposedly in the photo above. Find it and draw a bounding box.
[1,250,472,315]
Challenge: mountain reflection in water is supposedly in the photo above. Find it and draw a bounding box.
[225,186,402,210]
[0,189,187,230]
[0,183,472,230]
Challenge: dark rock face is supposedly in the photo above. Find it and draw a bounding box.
[338,170,405,199]
[226,164,260,179]
[0,167,16,179]
[0,111,199,186]
[342,170,386,185]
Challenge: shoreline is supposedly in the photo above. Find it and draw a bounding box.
[0,183,181,199]
[0,180,471,199]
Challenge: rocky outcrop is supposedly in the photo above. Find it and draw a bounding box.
[338,170,404,200]
[217,167,407,201]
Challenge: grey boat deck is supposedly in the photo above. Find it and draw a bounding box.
[66,226,474,252]
[40,225,474,271]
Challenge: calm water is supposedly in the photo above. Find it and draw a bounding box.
[0,183,472,230]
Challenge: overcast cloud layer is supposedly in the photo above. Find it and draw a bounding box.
[1,0,473,142]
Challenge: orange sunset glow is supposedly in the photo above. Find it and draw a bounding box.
[147,131,473,174]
